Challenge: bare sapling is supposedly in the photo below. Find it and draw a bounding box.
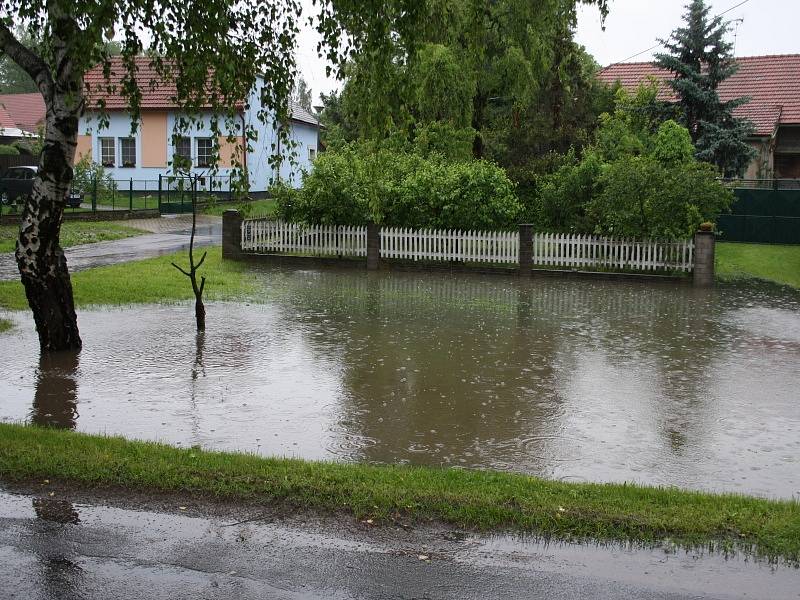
[171,176,207,331]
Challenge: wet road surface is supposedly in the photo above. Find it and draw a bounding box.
[1,487,797,600]
[0,215,221,281]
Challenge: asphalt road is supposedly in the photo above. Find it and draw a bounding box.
[1,487,796,600]
[0,215,221,281]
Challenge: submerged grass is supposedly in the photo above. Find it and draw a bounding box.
[0,221,145,254]
[0,423,798,562]
[716,242,800,289]
[0,318,11,333]
[0,246,257,310]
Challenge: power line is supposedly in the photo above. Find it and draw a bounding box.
[604,0,752,68]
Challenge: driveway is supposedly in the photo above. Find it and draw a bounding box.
[0,486,797,600]
[0,215,221,281]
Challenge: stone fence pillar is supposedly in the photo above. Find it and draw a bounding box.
[366,223,380,270]
[222,209,243,260]
[693,230,715,287]
[518,224,533,275]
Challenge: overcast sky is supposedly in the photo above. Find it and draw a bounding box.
[295,0,800,105]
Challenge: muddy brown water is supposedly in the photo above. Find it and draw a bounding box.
[1,266,799,499]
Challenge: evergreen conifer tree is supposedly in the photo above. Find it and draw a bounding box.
[655,0,755,177]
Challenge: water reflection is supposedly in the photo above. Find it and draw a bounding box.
[30,351,80,430]
[2,270,799,497]
[30,496,84,599]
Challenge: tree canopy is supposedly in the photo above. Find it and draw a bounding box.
[318,0,610,162]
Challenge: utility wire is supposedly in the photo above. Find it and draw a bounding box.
[603,0,752,68]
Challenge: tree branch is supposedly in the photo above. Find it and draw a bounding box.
[195,251,208,270]
[0,22,53,97]
[171,262,191,277]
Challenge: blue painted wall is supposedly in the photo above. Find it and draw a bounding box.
[79,77,318,192]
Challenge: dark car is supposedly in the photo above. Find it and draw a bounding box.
[0,166,84,209]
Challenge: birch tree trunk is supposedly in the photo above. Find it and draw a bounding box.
[7,4,84,351]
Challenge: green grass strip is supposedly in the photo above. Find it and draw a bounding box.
[0,247,256,310]
[1,423,798,562]
[0,221,145,254]
[716,242,800,289]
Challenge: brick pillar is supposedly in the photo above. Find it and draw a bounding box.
[366,222,380,270]
[693,230,715,287]
[518,223,533,275]
[222,209,243,260]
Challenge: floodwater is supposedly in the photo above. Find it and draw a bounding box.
[1,267,799,499]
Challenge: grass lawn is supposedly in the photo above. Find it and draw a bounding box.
[1,423,798,562]
[717,242,800,289]
[0,246,256,310]
[0,221,146,254]
[203,198,277,218]
[0,318,11,333]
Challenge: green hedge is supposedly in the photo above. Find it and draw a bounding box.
[277,146,522,230]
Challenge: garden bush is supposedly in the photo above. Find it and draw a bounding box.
[531,116,733,238]
[280,144,521,230]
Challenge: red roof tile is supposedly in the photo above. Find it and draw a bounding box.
[0,92,45,132]
[597,54,800,137]
[0,105,17,129]
[83,56,243,111]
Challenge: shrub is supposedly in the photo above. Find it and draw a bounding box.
[535,152,602,232]
[72,155,117,198]
[281,145,521,230]
[0,144,20,155]
[590,156,733,239]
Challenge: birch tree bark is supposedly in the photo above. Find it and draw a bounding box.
[0,5,83,351]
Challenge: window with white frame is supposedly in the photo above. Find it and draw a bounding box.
[99,137,115,167]
[308,147,317,161]
[119,137,136,167]
[196,137,214,167]
[173,136,191,165]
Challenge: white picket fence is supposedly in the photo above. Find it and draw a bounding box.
[532,233,694,273]
[240,220,367,257]
[240,219,694,272]
[380,227,519,264]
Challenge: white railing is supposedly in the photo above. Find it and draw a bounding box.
[380,227,519,264]
[241,220,367,257]
[239,219,695,272]
[532,233,694,272]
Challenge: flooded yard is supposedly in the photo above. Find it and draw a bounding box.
[1,267,799,498]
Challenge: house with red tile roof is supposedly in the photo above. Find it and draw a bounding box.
[0,102,37,144]
[1,57,320,192]
[597,54,800,180]
[0,92,46,135]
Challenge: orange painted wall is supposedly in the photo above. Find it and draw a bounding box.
[141,112,168,167]
[218,135,244,168]
[74,135,92,164]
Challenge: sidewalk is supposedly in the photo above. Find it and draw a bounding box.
[1,485,796,600]
[0,215,221,281]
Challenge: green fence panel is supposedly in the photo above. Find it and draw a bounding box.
[719,189,800,244]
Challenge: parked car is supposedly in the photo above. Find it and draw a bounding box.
[0,166,84,209]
